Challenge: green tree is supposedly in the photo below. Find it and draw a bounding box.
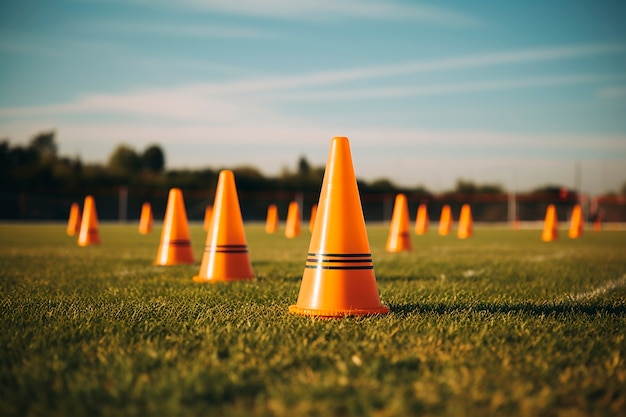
[141,144,165,173]
[107,145,141,176]
[29,131,57,159]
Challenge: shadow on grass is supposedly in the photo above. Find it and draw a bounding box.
[389,301,626,316]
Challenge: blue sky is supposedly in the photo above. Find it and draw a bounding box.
[1,0,625,194]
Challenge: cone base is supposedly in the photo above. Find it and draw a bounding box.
[193,275,254,283]
[154,258,195,266]
[289,304,389,318]
[78,241,100,247]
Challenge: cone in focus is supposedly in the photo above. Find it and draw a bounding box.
[265,204,279,234]
[203,205,213,231]
[414,203,428,235]
[155,188,194,265]
[568,204,583,239]
[289,137,389,317]
[541,204,558,242]
[285,201,301,238]
[386,194,412,252]
[138,202,154,234]
[194,170,254,282]
[457,204,473,239]
[66,202,81,236]
[438,204,453,236]
[309,204,317,233]
[78,196,100,246]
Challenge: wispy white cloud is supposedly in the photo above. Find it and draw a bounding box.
[2,43,624,123]
[189,43,626,95]
[84,19,274,38]
[265,73,626,102]
[132,0,479,26]
[597,86,626,99]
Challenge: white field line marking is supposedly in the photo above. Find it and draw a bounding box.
[564,274,626,302]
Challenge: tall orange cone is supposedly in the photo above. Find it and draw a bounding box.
[194,170,254,283]
[155,188,194,265]
[414,203,428,235]
[285,201,301,238]
[438,204,453,236]
[386,194,412,252]
[290,137,389,317]
[66,202,81,236]
[541,204,558,242]
[265,204,279,234]
[309,204,317,233]
[203,205,213,231]
[78,195,100,246]
[138,202,154,234]
[568,204,583,239]
[457,204,473,239]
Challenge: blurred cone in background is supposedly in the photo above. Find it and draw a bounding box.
[203,205,213,231]
[414,203,428,235]
[593,213,602,231]
[155,188,194,265]
[457,204,473,239]
[290,137,389,317]
[78,196,100,246]
[541,204,558,242]
[138,202,154,234]
[386,193,412,252]
[265,204,279,234]
[438,204,453,236]
[568,204,583,239]
[66,202,81,236]
[285,201,301,238]
[309,204,317,233]
[194,170,254,283]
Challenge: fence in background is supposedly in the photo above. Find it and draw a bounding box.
[1,187,624,224]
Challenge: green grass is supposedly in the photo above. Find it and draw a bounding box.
[1,223,625,417]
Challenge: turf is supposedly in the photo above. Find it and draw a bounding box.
[1,224,625,416]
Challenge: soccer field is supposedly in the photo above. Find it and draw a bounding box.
[1,224,625,416]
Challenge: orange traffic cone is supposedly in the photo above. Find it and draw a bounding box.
[155,188,194,265]
[78,196,100,246]
[541,204,558,242]
[593,213,602,231]
[194,170,254,283]
[309,204,317,233]
[289,137,389,317]
[138,202,154,234]
[66,202,81,236]
[414,203,428,235]
[457,204,473,239]
[203,205,213,231]
[386,194,412,252]
[568,204,583,239]
[438,204,453,236]
[285,201,301,238]
[265,204,279,234]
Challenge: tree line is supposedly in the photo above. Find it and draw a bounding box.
[3,131,625,222]
[0,130,533,196]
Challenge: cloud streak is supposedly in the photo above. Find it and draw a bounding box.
[134,0,479,26]
[85,20,274,39]
[1,43,625,132]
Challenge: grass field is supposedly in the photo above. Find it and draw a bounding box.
[1,223,625,416]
